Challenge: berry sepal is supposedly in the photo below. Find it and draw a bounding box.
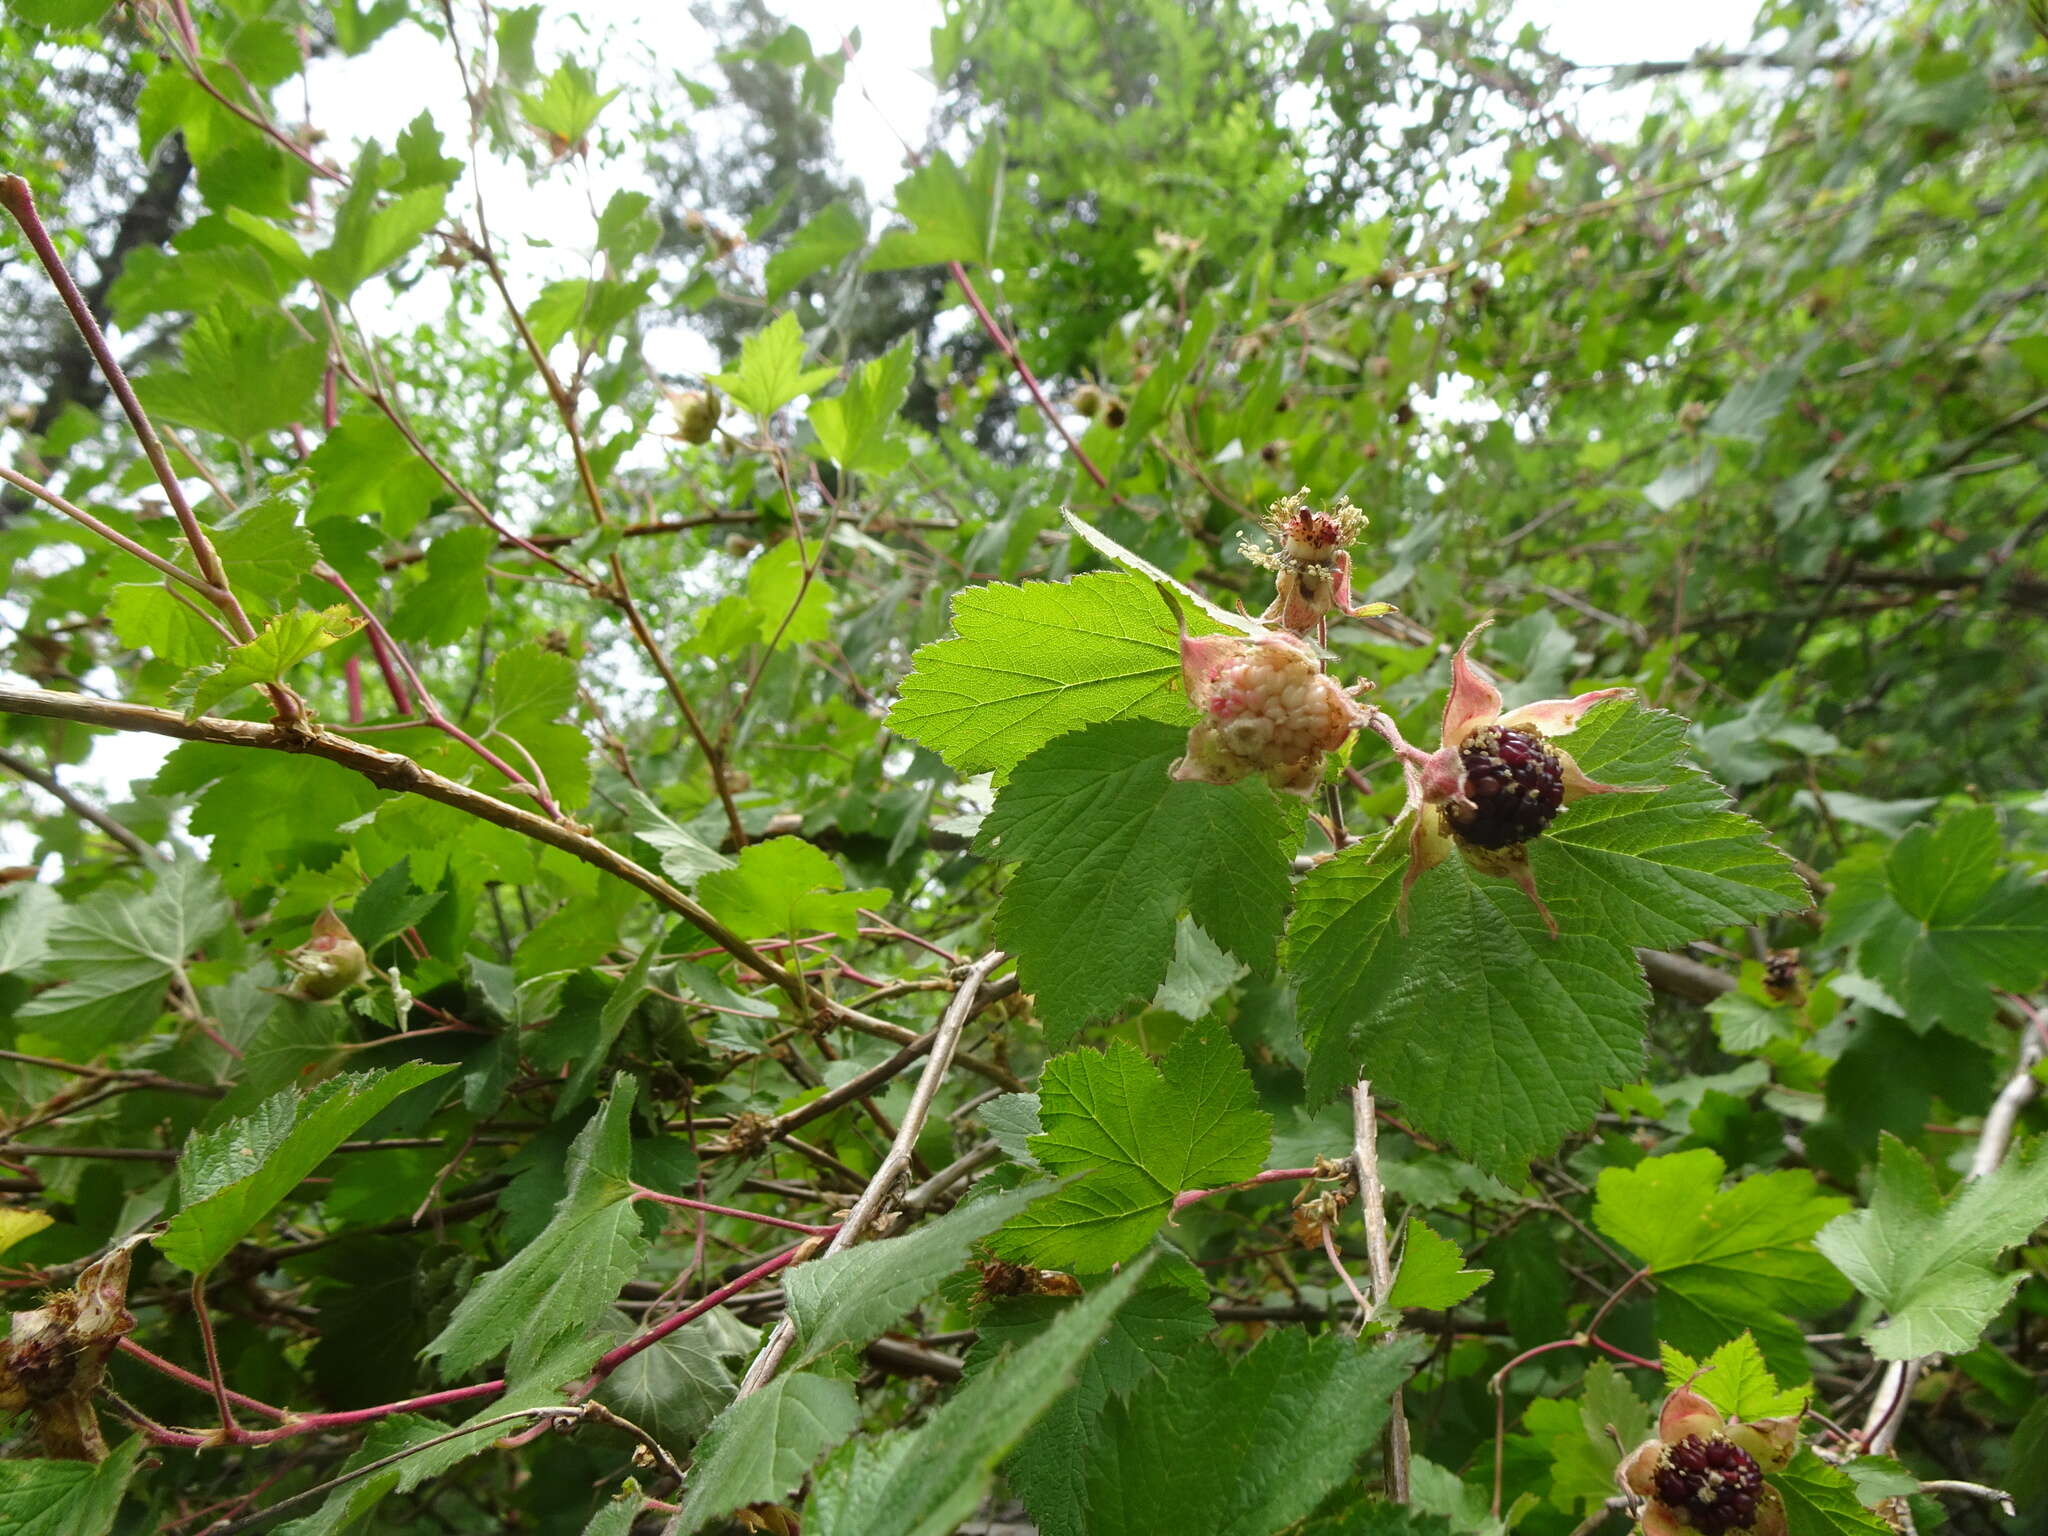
[1383,620,1658,936]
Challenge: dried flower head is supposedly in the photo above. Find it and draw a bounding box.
[1239,489,1393,634]
[1618,1386,1800,1536]
[1386,621,1654,935]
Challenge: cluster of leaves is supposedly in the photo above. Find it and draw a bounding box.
[1,0,2046,1533]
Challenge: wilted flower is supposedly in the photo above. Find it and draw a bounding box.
[1617,1386,1799,1536]
[1238,489,1394,634]
[1172,613,1367,800]
[0,1240,140,1460]
[1386,621,1650,935]
[667,386,722,444]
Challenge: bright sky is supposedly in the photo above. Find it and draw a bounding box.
[1,0,1759,865]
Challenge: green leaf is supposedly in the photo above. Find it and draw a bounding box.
[178,605,362,718]
[1289,701,1803,1174]
[625,790,734,886]
[1813,1133,2048,1360]
[160,1061,451,1273]
[1288,832,1647,1175]
[557,943,660,1113]
[865,146,998,271]
[0,1437,142,1536]
[1769,1449,1894,1536]
[1075,1332,1426,1536]
[746,539,832,647]
[709,311,839,420]
[673,1372,861,1534]
[578,1485,648,1536]
[133,306,325,441]
[767,199,867,300]
[1593,1149,1849,1380]
[805,1259,1152,1536]
[696,837,886,942]
[1821,806,2048,1039]
[425,1075,649,1376]
[1660,1334,1807,1420]
[785,1181,1056,1365]
[1513,702,1811,949]
[967,1252,1215,1536]
[518,59,619,146]
[592,1306,752,1448]
[810,335,913,474]
[108,583,227,669]
[309,141,450,298]
[1060,511,1263,637]
[993,1032,1269,1270]
[207,496,320,618]
[1387,1218,1492,1310]
[980,720,1299,1035]
[346,862,444,951]
[392,525,496,645]
[888,572,1230,777]
[306,412,445,537]
[16,860,232,1052]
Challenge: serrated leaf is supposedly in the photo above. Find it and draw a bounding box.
[310,141,448,297]
[993,1032,1268,1270]
[1289,701,1802,1175]
[805,1260,1151,1536]
[766,199,866,300]
[16,859,232,1052]
[208,496,320,617]
[0,1207,55,1260]
[1660,1334,1807,1419]
[965,1252,1214,1536]
[593,1306,752,1447]
[518,58,619,146]
[625,790,733,886]
[1076,1332,1426,1536]
[1814,1133,2048,1360]
[979,719,1298,1035]
[864,146,998,271]
[179,605,362,718]
[346,862,443,952]
[107,583,226,669]
[1821,806,2048,1039]
[696,837,885,942]
[1593,1149,1848,1380]
[786,1181,1054,1365]
[1519,702,1811,948]
[0,1437,142,1536]
[1060,510,1260,637]
[888,571,1236,777]
[710,311,838,420]
[425,1075,647,1375]
[160,1061,452,1273]
[673,1372,860,1533]
[1770,1449,1894,1536]
[1387,1218,1491,1310]
[1289,831,1647,1175]
[745,539,831,647]
[133,307,324,441]
[810,336,912,474]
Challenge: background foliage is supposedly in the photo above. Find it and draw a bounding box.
[2,0,2047,1532]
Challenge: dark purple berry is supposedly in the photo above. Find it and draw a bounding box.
[1651,1434,1765,1535]
[1443,725,1565,850]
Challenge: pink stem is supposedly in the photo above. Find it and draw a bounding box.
[583,1242,805,1388]
[631,1187,837,1237]
[945,260,1117,497]
[116,1338,289,1420]
[1172,1167,1323,1211]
